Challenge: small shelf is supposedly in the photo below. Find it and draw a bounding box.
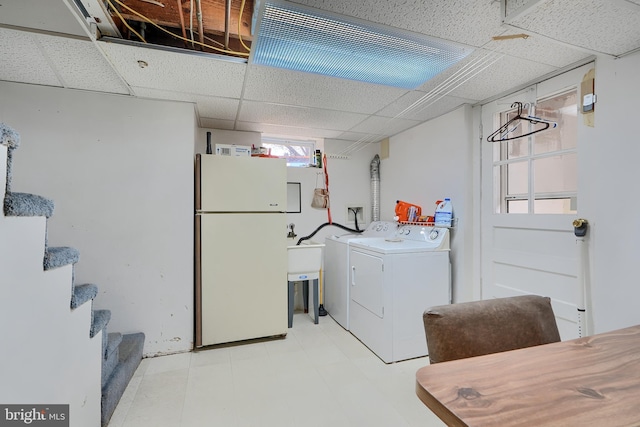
[396,217,458,228]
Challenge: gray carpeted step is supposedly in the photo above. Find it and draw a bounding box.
[0,123,20,149]
[102,333,123,387]
[70,283,98,309]
[1,123,20,193]
[43,246,79,270]
[101,332,145,427]
[90,309,111,339]
[92,310,111,358]
[4,191,54,218]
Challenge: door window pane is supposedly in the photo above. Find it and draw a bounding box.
[534,92,578,154]
[507,161,528,195]
[507,199,528,213]
[533,153,577,194]
[502,109,530,159]
[534,198,576,214]
[492,89,577,214]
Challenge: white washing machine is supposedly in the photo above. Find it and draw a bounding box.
[348,225,451,363]
[324,221,397,330]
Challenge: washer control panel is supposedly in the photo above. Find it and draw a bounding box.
[396,225,450,249]
[364,221,398,236]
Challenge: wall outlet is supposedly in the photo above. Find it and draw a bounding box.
[346,206,364,224]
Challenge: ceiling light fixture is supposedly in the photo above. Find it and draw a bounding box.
[250,0,474,89]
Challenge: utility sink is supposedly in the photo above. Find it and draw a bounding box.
[286,240,324,276]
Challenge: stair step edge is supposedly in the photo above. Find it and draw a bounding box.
[44,246,79,271]
[71,283,98,309]
[90,309,111,338]
[105,332,123,359]
[4,192,54,218]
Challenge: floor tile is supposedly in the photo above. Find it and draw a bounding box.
[109,313,446,427]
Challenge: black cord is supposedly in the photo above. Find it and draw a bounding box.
[296,222,363,245]
[348,207,362,232]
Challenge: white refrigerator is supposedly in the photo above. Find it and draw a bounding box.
[195,154,288,347]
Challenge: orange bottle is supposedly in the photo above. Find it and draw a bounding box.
[395,200,422,222]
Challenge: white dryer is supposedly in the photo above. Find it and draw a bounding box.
[323,221,397,330]
[348,225,451,363]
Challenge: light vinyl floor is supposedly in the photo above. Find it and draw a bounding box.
[107,312,445,427]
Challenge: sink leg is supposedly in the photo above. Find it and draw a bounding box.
[313,278,319,324]
[287,281,295,328]
[303,281,309,313]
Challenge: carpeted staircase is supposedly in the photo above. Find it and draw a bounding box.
[1,123,144,426]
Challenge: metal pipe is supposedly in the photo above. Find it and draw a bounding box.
[195,0,204,48]
[370,154,381,222]
[176,0,188,47]
[224,0,231,50]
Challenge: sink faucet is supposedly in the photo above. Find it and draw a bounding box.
[287,223,297,239]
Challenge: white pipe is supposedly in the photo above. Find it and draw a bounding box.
[576,235,588,337]
[574,218,591,337]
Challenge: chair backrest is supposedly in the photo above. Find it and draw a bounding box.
[423,295,561,364]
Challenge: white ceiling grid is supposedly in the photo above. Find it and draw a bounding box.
[506,0,640,56]
[1,0,636,148]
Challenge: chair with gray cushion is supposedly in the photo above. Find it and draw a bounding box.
[423,295,561,364]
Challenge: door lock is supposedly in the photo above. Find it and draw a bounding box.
[573,218,588,237]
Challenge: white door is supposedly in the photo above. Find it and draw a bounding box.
[480,63,593,340]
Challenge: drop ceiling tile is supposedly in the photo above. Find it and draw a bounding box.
[133,87,240,120]
[195,98,240,120]
[450,56,556,101]
[243,65,407,114]
[416,49,557,102]
[348,115,420,137]
[0,28,61,86]
[132,86,196,102]
[485,31,592,68]
[236,121,343,138]
[290,0,502,47]
[324,138,360,148]
[413,49,500,99]
[200,118,235,130]
[35,34,130,94]
[238,101,368,131]
[508,0,640,56]
[377,91,476,122]
[333,131,371,142]
[0,0,88,37]
[98,41,247,98]
[505,0,531,16]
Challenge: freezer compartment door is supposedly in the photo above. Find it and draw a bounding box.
[198,213,287,346]
[197,154,286,212]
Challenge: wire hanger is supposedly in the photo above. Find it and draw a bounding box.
[486,102,557,142]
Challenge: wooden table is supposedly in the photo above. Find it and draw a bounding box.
[415,325,640,427]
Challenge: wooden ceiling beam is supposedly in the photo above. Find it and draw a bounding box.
[116,0,254,40]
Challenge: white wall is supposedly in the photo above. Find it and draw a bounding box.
[581,53,640,333]
[0,81,195,356]
[195,128,261,154]
[286,140,380,244]
[381,105,475,303]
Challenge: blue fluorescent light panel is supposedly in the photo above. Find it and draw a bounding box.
[252,1,474,89]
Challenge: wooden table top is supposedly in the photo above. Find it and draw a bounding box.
[415,325,640,427]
